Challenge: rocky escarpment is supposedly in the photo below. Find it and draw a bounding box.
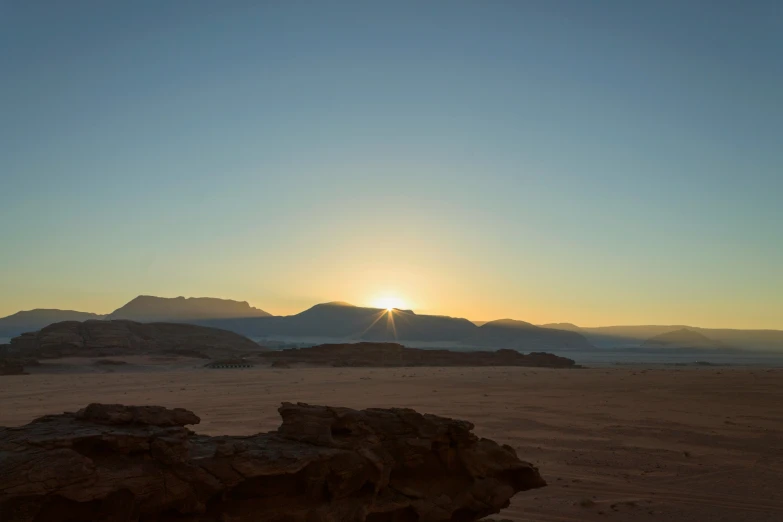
[9,320,266,359]
[257,342,581,368]
[0,403,545,522]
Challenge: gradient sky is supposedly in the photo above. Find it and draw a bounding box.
[1,1,781,328]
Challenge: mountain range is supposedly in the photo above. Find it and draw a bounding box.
[195,303,594,351]
[0,309,103,339]
[2,295,782,351]
[0,297,591,352]
[640,328,725,350]
[540,323,783,351]
[107,295,271,322]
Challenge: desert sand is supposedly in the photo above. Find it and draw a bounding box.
[2,361,782,521]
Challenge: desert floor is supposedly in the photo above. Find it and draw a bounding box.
[2,361,782,521]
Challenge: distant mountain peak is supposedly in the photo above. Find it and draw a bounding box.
[0,309,102,338]
[107,295,271,322]
[540,322,581,331]
[3,308,100,318]
[482,318,537,329]
[642,328,724,349]
[470,318,593,350]
[300,301,357,313]
[321,301,355,307]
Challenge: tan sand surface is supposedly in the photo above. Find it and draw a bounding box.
[2,365,782,521]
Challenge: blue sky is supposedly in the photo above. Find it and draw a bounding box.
[1,1,781,327]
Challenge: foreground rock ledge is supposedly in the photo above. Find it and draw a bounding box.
[0,403,546,522]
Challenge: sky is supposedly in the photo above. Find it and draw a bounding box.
[1,1,781,328]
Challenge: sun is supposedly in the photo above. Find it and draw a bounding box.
[372,296,407,311]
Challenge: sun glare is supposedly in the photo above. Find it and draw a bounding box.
[373,296,407,311]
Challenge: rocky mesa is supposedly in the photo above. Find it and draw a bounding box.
[256,342,581,369]
[0,402,545,522]
[107,295,272,322]
[8,319,265,360]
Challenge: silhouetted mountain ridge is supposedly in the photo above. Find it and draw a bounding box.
[196,302,593,350]
[541,323,783,351]
[468,319,593,350]
[540,322,581,331]
[3,297,783,351]
[198,302,479,342]
[0,309,103,338]
[9,319,264,359]
[641,328,724,349]
[0,297,271,339]
[107,296,271,322]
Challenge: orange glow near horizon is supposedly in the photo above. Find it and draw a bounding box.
[371,296,407,311]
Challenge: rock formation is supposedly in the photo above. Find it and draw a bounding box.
[0,358,27,375]
[257,342,581,368]
[0,309,103,339]
[9,320,266,360]
[196,302,594,351]
[0,403,546,522]
[471,319,593,351]
[107,295,271,322]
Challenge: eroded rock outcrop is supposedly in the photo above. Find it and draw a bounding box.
[10,320,266,360]
[0,403,545,522]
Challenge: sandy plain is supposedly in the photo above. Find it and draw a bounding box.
[2,359,782,521]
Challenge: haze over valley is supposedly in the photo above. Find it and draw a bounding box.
[3,296,783,360]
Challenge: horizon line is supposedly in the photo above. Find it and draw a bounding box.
[3,296,783,333]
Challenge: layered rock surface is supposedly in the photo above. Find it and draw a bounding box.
[0,403,546,522]
[257,342,580,368]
